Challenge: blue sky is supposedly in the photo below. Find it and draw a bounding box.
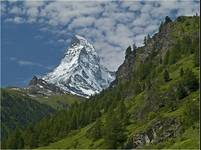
[1,0,200,87]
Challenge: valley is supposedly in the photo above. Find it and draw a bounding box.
[1,15,200,149]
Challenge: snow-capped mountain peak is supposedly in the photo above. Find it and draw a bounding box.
[42,35,115,98]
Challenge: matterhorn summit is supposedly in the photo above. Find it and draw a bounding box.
[42,35,115,98]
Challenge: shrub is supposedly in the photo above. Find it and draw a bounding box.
[148,112,157,120]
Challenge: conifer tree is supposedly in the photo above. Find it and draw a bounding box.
[103,110,126,149]
[159,56,162,64]
[89,118,102,140]
[147,34,151,41]
[164,50,170,65]
[117,100,129,125]
[6,128,24,149]
[165,16,172,24]
[133,43,137,56]
[194,47,199,67]
[163,69,170,82]
[144,36,147,45]
[24,126,38,148]
[159,21,164,32]
[176,82,188,99]
[180,67,184,77]
[182,69,199,92]
[125,46,132,58]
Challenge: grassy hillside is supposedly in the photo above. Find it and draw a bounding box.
[33,94,84,110]
[3,16,199,149]
[38,53,199,149]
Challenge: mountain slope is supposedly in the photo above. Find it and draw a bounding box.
[43,35,115,98]
[38,53,199,149]
[1,88,55,141]
[33,93,84,110]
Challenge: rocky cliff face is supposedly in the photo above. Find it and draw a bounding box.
[28,76,65,96]
[115,19,174,84]
[125,118,181,149]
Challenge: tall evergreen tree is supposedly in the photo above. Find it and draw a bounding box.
[144,36,147,45]
[163,69,170,82]
[103,110,126,149]
[24,126,38,148]
[182,69,199,92]
[165,16,172,24]
[89,118,102,140]
[180,67,184,77]
[176,82,188,99]
[164,50,170,65]
[133,43,137,56]
[159,21,164,32]
[6,128,24,149]
[117,100,129,125]
[194,47,199,67]
[125,46,132,58]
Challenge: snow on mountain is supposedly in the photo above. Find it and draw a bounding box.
[42,35,115,98]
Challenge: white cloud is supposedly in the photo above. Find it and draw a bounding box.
[10,6,23,15]
[18,60,53,70]
[13,16,25,23]
[2,0,200,71]
[9,57,52,70]
[68,17,96,30]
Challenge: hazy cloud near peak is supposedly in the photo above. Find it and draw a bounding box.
[2,0,200,71]
[9,57,53,70]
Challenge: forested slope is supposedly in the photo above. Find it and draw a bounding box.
[1,89,54,142]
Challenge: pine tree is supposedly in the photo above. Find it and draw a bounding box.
[159,56,162,64]
[89,118,102,140]
[176,82,188,99]
[159,21,164,32]
[147,34,151,41]
[24,126,38,148]
[163,69,170,82]
[180,67,184,77]
[182,69,199,92]
[117,100,129,125]
[165,16,172,24]
[194,47,199,67]
[103,110,126,149]
[144,36,147,45]
[164,50,170,65]
[125,46,132,58]
[71,110,79,129]
[169,42,180,64]
[133,43,137,56]
[6,128,24,149]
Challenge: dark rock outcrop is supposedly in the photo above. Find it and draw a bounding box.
[125,118,181,149]
[27,76,65,96]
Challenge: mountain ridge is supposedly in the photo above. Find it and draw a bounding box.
[28,35,115,98]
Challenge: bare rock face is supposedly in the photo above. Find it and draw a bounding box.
[125,118,181,149]
[27,76,65,96]
[28,76,38,86]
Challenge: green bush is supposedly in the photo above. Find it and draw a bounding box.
[148,112,157,120]
[184,101,199,126]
